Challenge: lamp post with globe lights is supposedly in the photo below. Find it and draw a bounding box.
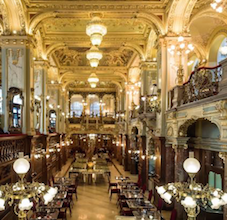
[156,157,227,220]
[0,153,58,220]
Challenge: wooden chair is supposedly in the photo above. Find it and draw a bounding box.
[58,208,67,220]
[157,198,164,213]
[109,188,120,201]
[148,189,153,202]
[108,182,118,192]
[142,184,146,194]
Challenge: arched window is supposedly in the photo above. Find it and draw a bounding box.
[71,102,83,117]
[217,38,227,63]
[90,102,100,116]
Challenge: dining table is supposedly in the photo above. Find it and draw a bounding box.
[54,191,67,200]
[122,191,144,200]
[39,200,63,210]
[29,210,59,220]
[126,200,156,210]
[132,210,161,220]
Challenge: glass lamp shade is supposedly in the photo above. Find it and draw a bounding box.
[88,73,99,88]
[181,196,196,209]
[156,186,166,195]
[211,197,222,209]
[90,33,103,46]
[0,198,5,211]
[86,46,103,67]
[48,187,58,196]
[13,158,30,175]
[19,198,33,211]
[221,193,227,203]
[183,158,201,174]
[44,193,54,205]
[161,192,172,204]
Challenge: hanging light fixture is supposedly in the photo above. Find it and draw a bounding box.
[88,73,99,88]
[86,16,107,46]
[86,46,103,68]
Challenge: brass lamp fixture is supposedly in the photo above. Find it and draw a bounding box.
[0,153,58,220]
[168,36,194,85]
[86,16,107,46]
[156,157,227,220]
[86,46,103,68]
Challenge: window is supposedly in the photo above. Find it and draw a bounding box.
[209,171,222,189]
[71,102,83,117]
[217,38,227,63]
[90,102,100,116]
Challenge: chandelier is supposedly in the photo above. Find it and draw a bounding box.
[86,46,103,68]
[88,73,99,88]
[211,0,224,13]
[156,157,227,220]
[86,16,107,46]
[0,153,58,220]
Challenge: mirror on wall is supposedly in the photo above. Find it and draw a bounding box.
[35,99,41,133]
[8,87,23,133]
[49,110,56,132]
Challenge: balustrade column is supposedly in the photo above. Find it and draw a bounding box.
[1,36,35,134]
[34,60,49,134]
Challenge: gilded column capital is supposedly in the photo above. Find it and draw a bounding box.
[34,59,50,69]
[172,137,190,152]
[219,152,227,163]
[0,35,35,48]
[139,61,157,70]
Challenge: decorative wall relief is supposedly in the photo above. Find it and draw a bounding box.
[7,49,24,89]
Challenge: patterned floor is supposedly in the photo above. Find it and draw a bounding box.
[57,159,171,220]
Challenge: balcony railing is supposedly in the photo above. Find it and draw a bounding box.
[168,65,222,109]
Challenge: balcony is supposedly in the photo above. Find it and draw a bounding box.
[168,64,223,109]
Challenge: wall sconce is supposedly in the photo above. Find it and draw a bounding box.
[141,155,146,160]
[128,150,132,154]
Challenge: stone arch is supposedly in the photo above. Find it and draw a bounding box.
[167,0,198,33]
[122,43,145,61]
[178,118,221,137]
[45,43,67,59]
[0,0,10,34]
[29,11,59,34]
[206,28,227,64]
[113,71,127,82]
[134,12,165,35]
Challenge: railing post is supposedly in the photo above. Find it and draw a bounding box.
[172,85,184,108]
[219,58,227,96]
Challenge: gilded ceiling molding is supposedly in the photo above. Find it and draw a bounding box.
[113,71,127,82]
[189,9,227,27]
[29,11,59,34]
[0,0,10,34]
[45,42,66,59]
[122,42,145,61]
[167,0,197,34]
[13,0,27,33]
[133,12,165,35]
[110,80,123,90]
[145,29,157,60]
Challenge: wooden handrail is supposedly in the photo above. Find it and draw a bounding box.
[183,64,222,86]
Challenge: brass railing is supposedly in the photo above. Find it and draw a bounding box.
[168,65,222,108]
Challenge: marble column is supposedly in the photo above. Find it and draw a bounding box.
[34,60,49,134]
[173,137,189,220]
[1,36,35,134]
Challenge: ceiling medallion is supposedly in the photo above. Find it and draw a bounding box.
[88,73,99,88]
[86,46,103,68]
[86,16,107,46]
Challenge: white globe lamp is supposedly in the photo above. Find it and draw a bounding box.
[13,158,30,175]
[183,158,201,175]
